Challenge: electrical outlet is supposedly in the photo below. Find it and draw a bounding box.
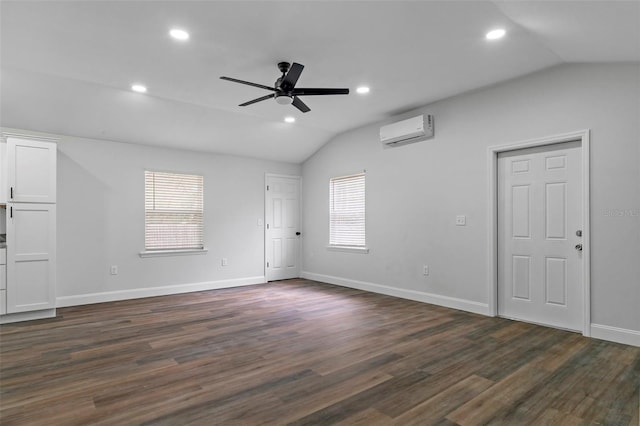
[423,265,429,276]
[222,258,228,266]
[110,265,118,275]
[456,215,466,226]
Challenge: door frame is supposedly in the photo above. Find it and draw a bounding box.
[487,130,591,336]
[264,173,302,281]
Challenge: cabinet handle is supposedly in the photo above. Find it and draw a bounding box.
[10,187,13,199]
[10,206,12,218]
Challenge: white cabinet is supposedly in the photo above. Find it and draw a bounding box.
[6,204,56,313]
[7,137,57,203]
[0,141,7,204]
[2,137,57,321]
[0,248,6,316]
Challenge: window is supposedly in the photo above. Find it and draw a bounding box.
[329,172,366,248]
[144,170,204,251]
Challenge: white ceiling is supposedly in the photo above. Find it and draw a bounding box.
[1,1,638,163]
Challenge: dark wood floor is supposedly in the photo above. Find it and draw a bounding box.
[1,279,638,425]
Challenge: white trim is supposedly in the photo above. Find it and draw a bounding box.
[590,324,640,347]
[56,276,265,307]
[264,173,302,180]
[487,129,591,336]
[301,271,490,316]
[326,245,369,254]
[581,133,591,336]
[2,132,59,143]
[0,309,56,324]
[139,248,208,258]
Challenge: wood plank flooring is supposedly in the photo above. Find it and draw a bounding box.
[1,279,638,425]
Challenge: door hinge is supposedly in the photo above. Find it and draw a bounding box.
[267,224,269,230]
[267,262,269,268]
[266,185,269,191]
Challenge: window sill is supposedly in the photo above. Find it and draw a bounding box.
[326,245,369,254]
[139,248,208,258]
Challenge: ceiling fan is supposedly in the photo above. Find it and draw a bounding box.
[220,62,349,113]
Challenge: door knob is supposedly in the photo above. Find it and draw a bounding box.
[576,230,582,237]
[575,244,583,252]
[296,232,301,236]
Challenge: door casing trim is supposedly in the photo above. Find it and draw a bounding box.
[487,130,591,336]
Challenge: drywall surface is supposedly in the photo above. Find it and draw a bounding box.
[3,129,299,303]
[302,63,640,336]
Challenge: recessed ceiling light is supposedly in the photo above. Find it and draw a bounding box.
[486,29,506,40]
[170,29,190,41]
[284,116,296,123]
[356,86,370,94]
[131,84,147,93]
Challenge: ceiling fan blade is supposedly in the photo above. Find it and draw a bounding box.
[292,88,349,96]
[282,62,304,89]
[292,96,310,113]
[239,93,275,106]
[220,76,275,92]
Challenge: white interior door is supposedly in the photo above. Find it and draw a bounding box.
[498,141,583,331]
[265,175,300,281]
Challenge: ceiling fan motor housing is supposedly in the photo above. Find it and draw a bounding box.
[275,71,293,104]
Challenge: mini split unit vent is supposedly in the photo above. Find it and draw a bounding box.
[380,114,434,147]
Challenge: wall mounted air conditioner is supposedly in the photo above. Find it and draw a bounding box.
[380,114,434,147]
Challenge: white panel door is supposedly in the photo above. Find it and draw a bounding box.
[265,175,300,281]
[498,141,582,331]
[6,203,56,313]
[7,137,57,203]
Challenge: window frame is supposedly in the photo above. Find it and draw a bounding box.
[327,172,369,254]
[139,170,207,257]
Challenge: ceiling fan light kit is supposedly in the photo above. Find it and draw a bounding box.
[275,95,294,105]
[220,62,349,113]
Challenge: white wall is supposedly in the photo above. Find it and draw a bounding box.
[2,129,300,305]
[301,63,640,345]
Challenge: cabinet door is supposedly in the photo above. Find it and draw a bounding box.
[6,204,56,313]
[0,262,6,316]
[0,142,7,204]
[7,138,57,203]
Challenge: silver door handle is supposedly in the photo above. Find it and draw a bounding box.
[575,244,583,252]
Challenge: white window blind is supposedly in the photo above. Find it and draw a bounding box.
[329,173,366,247]
[145,171,204,251]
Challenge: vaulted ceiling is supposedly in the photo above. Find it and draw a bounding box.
[1,1,638,163]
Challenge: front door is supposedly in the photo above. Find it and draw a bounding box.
[265,175,300,281]
[498,141,583,331]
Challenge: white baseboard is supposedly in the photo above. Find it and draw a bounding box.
[301,271,490,316]
[0,309,56,324]
[56,276,266,308]
[590,323,640,347]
